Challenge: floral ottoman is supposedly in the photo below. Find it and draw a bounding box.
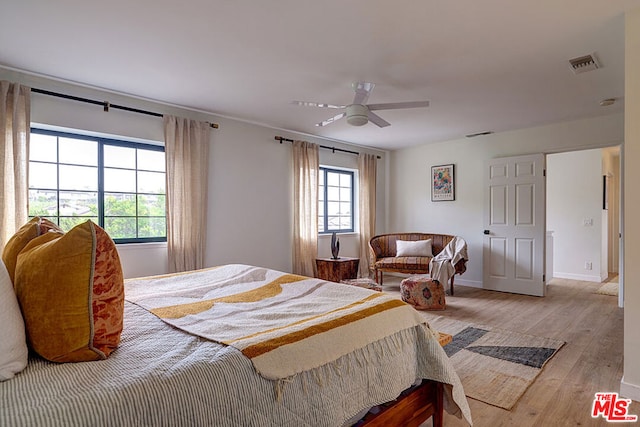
[400,276,446,310]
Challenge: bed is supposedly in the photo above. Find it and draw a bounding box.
[1,263,471,426]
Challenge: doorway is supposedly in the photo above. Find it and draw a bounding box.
[546,146,621,303]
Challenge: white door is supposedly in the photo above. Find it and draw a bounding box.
[483,153,546,296]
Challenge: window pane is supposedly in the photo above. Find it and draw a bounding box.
[105,193,136,216]
[29,162,57,189]
[59,138,97,166]
[327,172,340,186]
[59,217,98,231]
[138,150,165,172]
[138,217,166,238]
[104,145,136,168]
[319,185,324,202]
[104,168,136,192]
[138,194,166,216]
[327,186,339,201]
[59,191,97,217]
[327,216,340,230]
[340,217,352,228]
[340,188,351,201]
[318,217,325,232]
[319,172,324,186]
[29,129,166,244]
[340,202,351,215]
[327,201,340,215]
[59,165,97,191]
[30,134,57,162]
[104,217,137,239]
[29,189,58,216]
[138,171,165,193]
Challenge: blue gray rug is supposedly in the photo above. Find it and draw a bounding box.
[426,317,565,410]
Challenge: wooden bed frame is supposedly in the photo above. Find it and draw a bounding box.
[359,332,451,427]
[360,380,444,427]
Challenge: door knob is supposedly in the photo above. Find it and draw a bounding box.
[484,230,490,235]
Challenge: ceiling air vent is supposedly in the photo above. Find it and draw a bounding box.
[568,54,600,74]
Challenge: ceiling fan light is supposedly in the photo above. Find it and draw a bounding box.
[346,104,369,126]
[347,115,368,126]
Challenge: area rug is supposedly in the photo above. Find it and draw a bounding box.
[596,282,619,296]
[424,315,565,410]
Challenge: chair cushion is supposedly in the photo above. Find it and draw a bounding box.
[400,276,446,310]
[396,239,433,257]
[374,256,431,271]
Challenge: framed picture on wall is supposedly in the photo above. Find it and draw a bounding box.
[431,164,455,201]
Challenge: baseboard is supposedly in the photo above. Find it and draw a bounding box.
[552,272,602,282]
[454,278,483,288]
[620,377,640,403]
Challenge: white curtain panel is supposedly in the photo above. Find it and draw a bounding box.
[358,153,377,278]
[163,115,211,273]
[0,81,30,251]
[292,140,319,277]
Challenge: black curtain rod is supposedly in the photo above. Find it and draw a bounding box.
[274,136,380,159]
[31,87,219,129]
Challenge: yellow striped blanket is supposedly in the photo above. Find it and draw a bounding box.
[125,264,432,380]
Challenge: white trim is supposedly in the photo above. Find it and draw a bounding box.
[32,122,162,147]
[116,242,168,251]
[454,279,483,288]
[552,272,603,282]
[620,377,640,402]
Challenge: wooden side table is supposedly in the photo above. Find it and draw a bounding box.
[316,257,359,283]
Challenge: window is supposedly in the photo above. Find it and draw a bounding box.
[318,167,354,233]
[28,128,166,243]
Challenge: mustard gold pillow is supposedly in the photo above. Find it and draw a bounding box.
[15,220,124,363]
[1,217,62,285]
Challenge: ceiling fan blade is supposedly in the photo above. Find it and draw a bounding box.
[316,112,347,127]
[367,111,391,128]
[352,82,375,105]
[291,101,346,109]
[367,101,430,111]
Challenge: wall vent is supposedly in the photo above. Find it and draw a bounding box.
[568,54,600,74]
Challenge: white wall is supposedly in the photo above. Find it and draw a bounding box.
[547,149,605,282]
[389,113,623,287]
[602,146,621,274]
[621,7,640,404]
[0,68,387,279]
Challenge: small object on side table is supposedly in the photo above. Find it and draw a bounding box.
[316,257,359,283]
[330,232,340,259]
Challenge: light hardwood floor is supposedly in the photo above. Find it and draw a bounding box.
[381,275,639,427]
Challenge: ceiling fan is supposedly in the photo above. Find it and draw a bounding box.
[292,82,429,128]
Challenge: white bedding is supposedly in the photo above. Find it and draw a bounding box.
[0,266,472,426]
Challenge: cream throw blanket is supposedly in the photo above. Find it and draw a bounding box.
[429,236,468,291]
[126,264,433,380]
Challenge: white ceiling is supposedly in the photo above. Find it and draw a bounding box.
[1,1,639,150]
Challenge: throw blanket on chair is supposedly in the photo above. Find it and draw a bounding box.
[429,236,468,292]
[125,264,431,380]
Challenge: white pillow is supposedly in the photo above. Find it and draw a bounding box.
[396,239,433,257]
[0,259,28,381]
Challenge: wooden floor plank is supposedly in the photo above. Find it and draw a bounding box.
[383,276,639,427]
